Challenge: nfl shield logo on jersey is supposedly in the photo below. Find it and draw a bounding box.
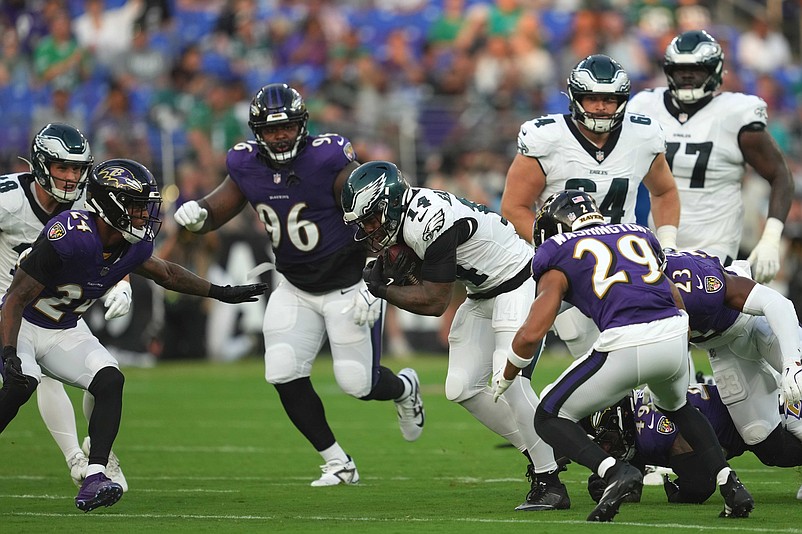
[595,150,605,162]
[273,173,281,184]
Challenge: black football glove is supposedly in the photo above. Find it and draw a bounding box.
[382,247,419,286]
[362,257,389,298]
[3,346,29,387]
[209,283,269,303]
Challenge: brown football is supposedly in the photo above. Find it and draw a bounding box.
[383,244,422,285]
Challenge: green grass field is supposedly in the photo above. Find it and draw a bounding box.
[1,351,801,533]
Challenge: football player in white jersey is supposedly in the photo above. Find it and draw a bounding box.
[342,161,569,512]
[501,54,680,358]
[0,123,129,490]
[627,30,793,282]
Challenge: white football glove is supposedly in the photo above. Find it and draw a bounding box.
[747,217,783,283]
[342,286,382,327]
[174,200,208,232]
[104,280,132,320]
[492,369,515,403]
[780,362,802,405]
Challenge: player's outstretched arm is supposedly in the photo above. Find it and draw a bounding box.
[135,256,268,303]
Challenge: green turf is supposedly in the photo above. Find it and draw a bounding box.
[1,351,801,533]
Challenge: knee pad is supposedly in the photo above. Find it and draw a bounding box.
[445,368,472,403]
[739,420,774,446]
[552,307,598,358]
[333,359,371,398]
[264,342,300,384]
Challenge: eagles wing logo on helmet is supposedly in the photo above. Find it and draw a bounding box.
[354,172,386,218]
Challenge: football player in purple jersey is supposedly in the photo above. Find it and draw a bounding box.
[173,84,424,487]
[582,383,802,504]
[492,189,753,521]
[0,123,131,490]
[0,159,267,512]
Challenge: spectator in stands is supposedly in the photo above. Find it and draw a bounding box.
[90,80,152,167]
[737,14,792,75]
[185,76,246,182]
[73,0,145,71]
[31,85,85,135]
[0,28,33,88]
[599,10,650,84]
[33,8,87,91]
[112,22,170,92]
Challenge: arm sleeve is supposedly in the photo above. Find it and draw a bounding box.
[742,283,801,365]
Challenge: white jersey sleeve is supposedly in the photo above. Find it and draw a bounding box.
[0,173,46,294]
[401,188,532,295]
[629,88,768,261]
[517,113,664,225]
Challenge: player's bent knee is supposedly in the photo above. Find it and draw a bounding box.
[264,343,302,384]
[333,360,371,398]
[444,369,474,403]
[740,420,774,446]
[88,367,124,398]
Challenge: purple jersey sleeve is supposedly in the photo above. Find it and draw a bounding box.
[531,224,679,331]
[664,251,740,343]
[21,210,153,329]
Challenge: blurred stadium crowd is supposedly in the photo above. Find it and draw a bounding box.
[2,0,802,360]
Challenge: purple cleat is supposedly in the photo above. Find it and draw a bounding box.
[75,473,123,512]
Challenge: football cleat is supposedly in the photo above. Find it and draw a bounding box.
[395,368,425,441]
[719,471,753,518]
[82,437,128,492]
[516,480,571,511]
[311,456,360,487]
[587,462,643,522]
[67,451,88,487]
[797,483,802,501]
[75,472,123,512]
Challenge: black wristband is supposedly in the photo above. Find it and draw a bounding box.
[208,284,223,300]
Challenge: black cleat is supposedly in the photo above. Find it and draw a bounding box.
[516,481,571,511]
[587,463,643,522]
[719,471,754,518]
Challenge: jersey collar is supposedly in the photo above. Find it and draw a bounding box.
[564,115,622,164]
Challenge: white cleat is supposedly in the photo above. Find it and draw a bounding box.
[395,368,425,441]
[67,451,89,487]
[797,483,802,501]
[82,436,128,492]
[311,456,360,487]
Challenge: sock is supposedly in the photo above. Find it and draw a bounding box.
[598,457,617,478]
[86,464,105,477]
[320,443,349,464]
[36,377,81,460]
[716,467,732,486]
